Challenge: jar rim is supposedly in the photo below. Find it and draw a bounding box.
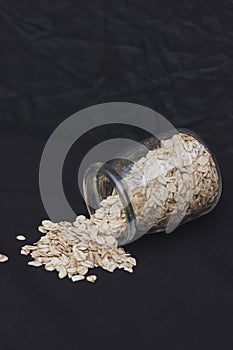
[83,161,137,245]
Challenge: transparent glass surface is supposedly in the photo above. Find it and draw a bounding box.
[83,128,222,246]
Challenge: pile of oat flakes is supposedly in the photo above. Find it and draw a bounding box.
[21,195,134,283]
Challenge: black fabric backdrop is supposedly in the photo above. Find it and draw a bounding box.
[0,1,233,349]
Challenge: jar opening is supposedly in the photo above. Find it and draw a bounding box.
[83,161,138,245]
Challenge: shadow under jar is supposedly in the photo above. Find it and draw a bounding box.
[83,128,222,246]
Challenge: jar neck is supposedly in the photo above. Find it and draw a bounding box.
[83,161,139,245]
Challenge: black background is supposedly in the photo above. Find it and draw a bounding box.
[0,1,233,349]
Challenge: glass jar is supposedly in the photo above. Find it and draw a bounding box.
[83,128,222,246]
